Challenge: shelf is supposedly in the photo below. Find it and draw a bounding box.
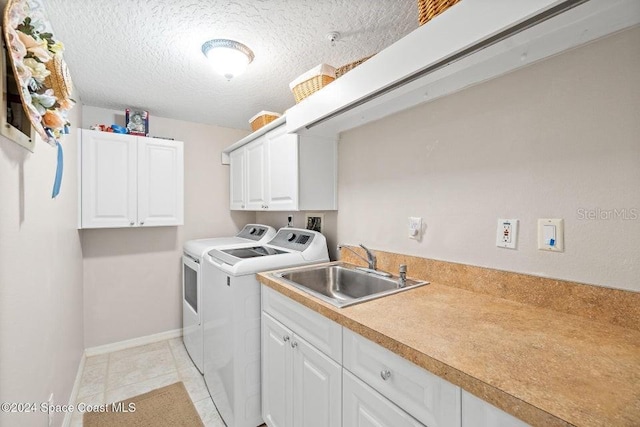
[284,0,640,137]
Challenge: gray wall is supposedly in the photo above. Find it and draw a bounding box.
[80,106,254,348]
[336,27,640,292]
[0,100,84,426]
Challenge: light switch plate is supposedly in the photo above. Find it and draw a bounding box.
[496,219,518,249]
[538,218,564,252]
[408,217,422,240]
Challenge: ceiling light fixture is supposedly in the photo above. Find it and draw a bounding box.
[201,39,255,80]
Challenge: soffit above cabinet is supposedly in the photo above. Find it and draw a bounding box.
[285,0,640,137]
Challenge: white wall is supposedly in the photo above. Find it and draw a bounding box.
[80,106,254,348]
[0,105,84,426]
[337,27,640,292]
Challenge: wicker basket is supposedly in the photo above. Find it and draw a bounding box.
[249,111,281,132]
[418,0,461,25]
[335,54,375,79]
[289,64,336,103]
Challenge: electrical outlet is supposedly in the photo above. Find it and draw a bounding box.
[287,215,293,227]
[47,393,54,426]
[496,219,518,249]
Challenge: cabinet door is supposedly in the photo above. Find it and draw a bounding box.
[229,147,246,210]
[265,131,298,211]
[343,371,423,427]
[137,138,183,226]
[462,391,529,427]
[245,138,267,210]
[262,313,293,427]
[81,130,137,228]
[292,334,342,427]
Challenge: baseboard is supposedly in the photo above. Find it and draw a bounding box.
[84,328,182,357]
[62,350,86,427]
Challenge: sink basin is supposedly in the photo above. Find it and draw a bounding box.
[272,263,429,308]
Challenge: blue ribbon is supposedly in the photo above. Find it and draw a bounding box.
[52,141,63,198]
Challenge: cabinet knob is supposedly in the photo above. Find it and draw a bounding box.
[130,222,134,226]
[140,221,144,225]
[291,341,298,348]
[380,370,391,381]
[283,335,290,342]
[241,205,245,209]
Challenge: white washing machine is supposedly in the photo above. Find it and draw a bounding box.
[182,224,276,374]
[202,228,329,427]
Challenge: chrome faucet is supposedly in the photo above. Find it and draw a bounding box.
[359,244,376,270]
[398,264,407,288]
[337,244,391,277]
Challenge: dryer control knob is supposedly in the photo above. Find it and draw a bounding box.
[287,233,296,242]
[249,227,257,235]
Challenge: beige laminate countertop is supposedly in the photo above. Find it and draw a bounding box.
[257,267,640,427]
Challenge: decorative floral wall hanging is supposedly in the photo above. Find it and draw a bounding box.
[3,0,75,197]
[3,0,74,145]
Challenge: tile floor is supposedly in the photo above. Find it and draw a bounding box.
[70,337,225,426]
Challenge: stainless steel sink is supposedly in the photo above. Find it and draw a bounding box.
[271,263,429,308]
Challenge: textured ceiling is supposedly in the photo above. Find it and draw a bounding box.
[44,0,418,130]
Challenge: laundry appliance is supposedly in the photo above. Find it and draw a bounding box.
[202,228,329,427]
[182,224,276,373]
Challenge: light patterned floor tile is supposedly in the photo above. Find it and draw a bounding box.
[73,337,232,426]
[104,371,180,404]
[77,362,108,398]
[194,397,226,427]
[107,347,176,390]
[108,340,169,362]
[84,354,108,367]
[179,366,210,403]
[170,339,197,371]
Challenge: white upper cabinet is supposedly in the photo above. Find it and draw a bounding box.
[229,147,246,210]
[79,129,184,229]
[265,130,299,211]
[229,124,336,211]
[245,136,268,210]
[137,137,184,227]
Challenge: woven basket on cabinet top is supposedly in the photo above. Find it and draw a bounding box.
[418,0,461,25]
[289,64,336,103]
[335,54,375,79]
[249,111,281,132]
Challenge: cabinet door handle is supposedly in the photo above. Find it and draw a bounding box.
[380,370,391,381]
[283,335,290,342]
[291,341,298,348]
[241,204,245,209]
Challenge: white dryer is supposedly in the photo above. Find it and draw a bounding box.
[182,224,276,373]
[202,228,329,427]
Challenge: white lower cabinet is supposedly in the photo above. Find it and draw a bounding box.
[343,329,460,427]
[461,391,530,427]
[261,287,529,427]
[262,312,341,427]
[343,370,423,427]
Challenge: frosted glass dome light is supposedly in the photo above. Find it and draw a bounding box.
[202,39,254,80]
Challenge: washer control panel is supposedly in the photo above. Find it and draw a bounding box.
[237,224,272,241]
[269,228,317,251]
